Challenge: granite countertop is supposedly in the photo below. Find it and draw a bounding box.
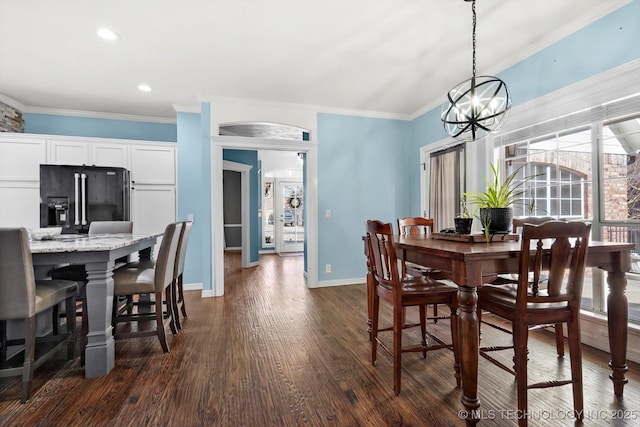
[29,233,160,253]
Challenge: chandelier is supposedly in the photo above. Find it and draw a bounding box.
[441,0,511,142]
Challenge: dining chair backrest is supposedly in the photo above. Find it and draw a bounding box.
[512,216,554,234]
[0,228,36,319]
[175,221,192,278]
[88,221,133,235]
[154,222,183,293]
[397,217,434,237]
[516,221,591,309]
[366,220,401,289]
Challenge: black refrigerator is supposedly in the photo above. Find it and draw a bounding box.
[40,164,130,234]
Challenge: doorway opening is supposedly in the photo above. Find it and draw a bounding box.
[212,124,318,296]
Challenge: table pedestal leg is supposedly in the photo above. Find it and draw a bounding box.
[458,285,480,425]
[607,271,629,396]
[84,261,116,378]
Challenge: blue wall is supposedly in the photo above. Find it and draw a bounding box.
[223,149,260,264]
[176,111,206,287]
[25,113,176,142]
[317,113,412,281]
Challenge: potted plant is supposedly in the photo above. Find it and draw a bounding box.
[464,162,529,234]
[454,197,473,234]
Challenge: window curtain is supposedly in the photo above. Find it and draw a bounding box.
[429,145,465,232]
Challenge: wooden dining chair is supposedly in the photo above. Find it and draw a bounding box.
[397,217,450,323]
[111,222,183,352]
[0,228,78,403]
[482,216,567,358]
[366,219,460,395]
[478,220,591,426]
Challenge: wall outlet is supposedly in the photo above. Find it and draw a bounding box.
[325,264,332,274]
[187,214,194,222]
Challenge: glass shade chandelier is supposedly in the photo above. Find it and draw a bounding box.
[441,0,511,142]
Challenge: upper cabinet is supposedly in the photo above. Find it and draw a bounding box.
[47,138,129,168]
[129,144,176,185]
[91,143,129,168]
[0,135,46,181]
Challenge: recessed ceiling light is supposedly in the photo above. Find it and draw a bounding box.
[97,28,118,41]
[137,84,152,92]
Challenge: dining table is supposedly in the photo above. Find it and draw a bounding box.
[30,232,160,378]
[391,234,634,426]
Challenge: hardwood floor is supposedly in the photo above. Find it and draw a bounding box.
[1,252,639,426]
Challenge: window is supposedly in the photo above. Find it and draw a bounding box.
[499,109,640,322]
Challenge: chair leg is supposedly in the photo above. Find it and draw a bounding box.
[514,323,529,427]
[65,297,76,360]
[393,303,403,395]
[21,317,37,404]
[52,305,60,335]
[1,320,6,362]
[371,294,380,366]
[178,275,188,318]
[419,305,427,358]
[171,279,182,331]
[166,287,178,337]
[555,323,565,357]
[567,319,584,421]
[433,304,438,323]
[155,295,170,353]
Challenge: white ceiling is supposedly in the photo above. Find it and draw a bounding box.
[0,0,631,121]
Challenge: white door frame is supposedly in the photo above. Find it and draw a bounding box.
[212,136,318,296]
[222,160,252,266]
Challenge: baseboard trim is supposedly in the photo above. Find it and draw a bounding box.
[313,277,365,288]
[183,282,203,292]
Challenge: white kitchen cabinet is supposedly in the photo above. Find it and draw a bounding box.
[0,135,46,181]
[48,138,128,168]
[129,144,176,185]
[90,143,129,168]
[0,182,40,227]
[47,139,89,165]
[131,185,176,234]
[0,135,45,227]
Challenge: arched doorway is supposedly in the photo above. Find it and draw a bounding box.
[211,122,318,296]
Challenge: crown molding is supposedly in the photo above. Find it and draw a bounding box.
[22,106,176,124]
[204,95,410,121]
[0,93,25,111]
[172,103,201,114]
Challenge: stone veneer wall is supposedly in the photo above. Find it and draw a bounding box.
[0,101,25,133]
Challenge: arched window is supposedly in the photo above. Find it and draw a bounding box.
[513,163,586,218]
[219,122,310,141]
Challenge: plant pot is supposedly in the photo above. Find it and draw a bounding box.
[479,207,513,234]
[454,217,473,234]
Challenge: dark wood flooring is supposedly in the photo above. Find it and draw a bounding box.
[1,252,639,426]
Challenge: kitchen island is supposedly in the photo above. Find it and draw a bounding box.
[30,233,160,378]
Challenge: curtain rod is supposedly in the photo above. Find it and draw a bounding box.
[430,143,465,158]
